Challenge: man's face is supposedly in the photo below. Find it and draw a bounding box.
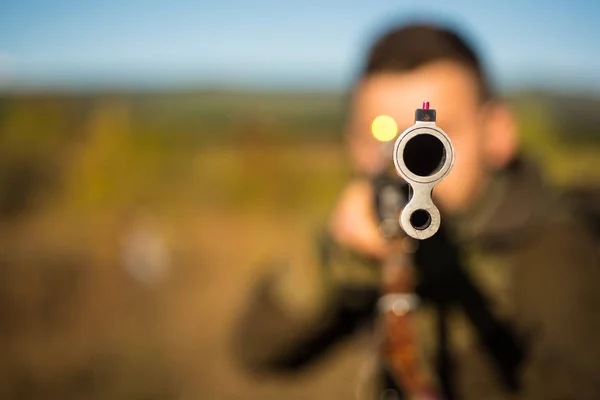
[346,60,514,214]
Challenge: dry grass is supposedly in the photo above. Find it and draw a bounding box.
[0,143,375,399]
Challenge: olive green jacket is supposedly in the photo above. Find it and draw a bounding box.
[233,159,600,400]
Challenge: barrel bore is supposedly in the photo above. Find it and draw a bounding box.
[402,134,446,177]
[409,209,431,230]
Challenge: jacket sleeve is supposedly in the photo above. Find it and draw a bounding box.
[514,218,600,400]
[231,230,381,373]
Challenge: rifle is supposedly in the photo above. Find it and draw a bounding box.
[374,102,453,241]
[372,103,523,400]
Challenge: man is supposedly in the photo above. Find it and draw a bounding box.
[233,22,600,400]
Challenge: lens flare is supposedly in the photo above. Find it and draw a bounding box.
[371,115,398,142]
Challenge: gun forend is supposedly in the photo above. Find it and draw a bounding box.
[392,102,454,240]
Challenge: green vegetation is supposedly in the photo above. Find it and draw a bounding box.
[1,88,598,217]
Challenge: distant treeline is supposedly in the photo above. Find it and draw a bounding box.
[0,90,346,146]
[2,88,597,146]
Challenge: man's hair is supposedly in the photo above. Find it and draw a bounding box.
[360,22,494,101]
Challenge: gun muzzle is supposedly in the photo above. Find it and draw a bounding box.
[392,103,454,240]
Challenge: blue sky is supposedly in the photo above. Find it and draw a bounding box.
[1,0,599,92]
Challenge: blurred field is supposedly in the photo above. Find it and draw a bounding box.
[0,89,599,399]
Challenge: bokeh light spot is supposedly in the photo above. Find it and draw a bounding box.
[371,115,398,142]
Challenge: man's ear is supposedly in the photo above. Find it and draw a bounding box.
[483,101,518,169]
